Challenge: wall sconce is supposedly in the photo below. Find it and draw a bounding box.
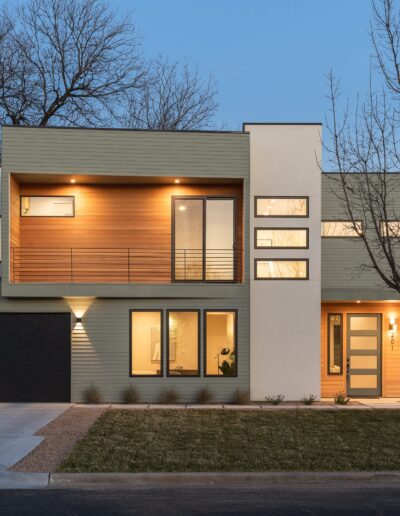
[389,317,397,349]
[75,317,82,323]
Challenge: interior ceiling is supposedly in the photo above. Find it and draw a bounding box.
[12,173,242,185]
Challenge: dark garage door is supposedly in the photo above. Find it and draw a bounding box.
[0,313,71,402]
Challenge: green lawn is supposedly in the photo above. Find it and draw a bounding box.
[59,409,400,472]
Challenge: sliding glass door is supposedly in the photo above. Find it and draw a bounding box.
[173,197,236,282]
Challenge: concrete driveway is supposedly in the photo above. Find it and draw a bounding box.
[0,403,70,471]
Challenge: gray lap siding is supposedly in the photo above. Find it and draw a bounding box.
[0,294,249,402]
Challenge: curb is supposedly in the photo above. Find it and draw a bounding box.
[48,471,400,488]
[0,471,49,489]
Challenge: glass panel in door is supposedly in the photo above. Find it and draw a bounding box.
[347,314,381,397]
[174,199,203,280]
[205,199,235,281]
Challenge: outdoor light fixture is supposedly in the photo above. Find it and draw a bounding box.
[389,317,397,349]
[75,316,82,323]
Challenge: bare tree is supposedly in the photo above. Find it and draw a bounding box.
[325,0,400,293]
[0,0,145,127]
[121,56,218,130]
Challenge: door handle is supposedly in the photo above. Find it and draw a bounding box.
[346,358,350,377]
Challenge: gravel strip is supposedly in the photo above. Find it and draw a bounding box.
[11,406,106,473]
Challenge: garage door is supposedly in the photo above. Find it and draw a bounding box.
[0,313,71,402]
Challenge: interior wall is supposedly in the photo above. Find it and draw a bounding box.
[321,302,400,397]
[168,311,198,374]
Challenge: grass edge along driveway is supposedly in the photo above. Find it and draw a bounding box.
[59,409,400,472]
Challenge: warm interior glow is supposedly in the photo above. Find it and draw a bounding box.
[256,260,308,279]
[206,312,236,376]
[131,311,162,376]
[256,228,307,248]
[70,179,76,183]
[174,179,180,184]
[257,197,307,217]
[168,311,199,376]
[178,205,186,211]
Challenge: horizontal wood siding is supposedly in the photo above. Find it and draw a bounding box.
[0,295,249,402]
[12,183,243,283]
[321,302,400,397]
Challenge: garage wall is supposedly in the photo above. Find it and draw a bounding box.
[0,295,249,402]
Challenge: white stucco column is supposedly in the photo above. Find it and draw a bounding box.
[245,123,321,401]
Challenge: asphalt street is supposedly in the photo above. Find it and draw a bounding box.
[1,482,400,515]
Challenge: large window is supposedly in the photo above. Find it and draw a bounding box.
[321,221,362,238]
[205,310,237,376]
[167,311,200,376]
[254,259,309,280]
[255,197,308,218]
[328,314,343,375]
[173,197,236,281]
[130,310,162,376]
[254,228,308,248]
[21,196,75,217]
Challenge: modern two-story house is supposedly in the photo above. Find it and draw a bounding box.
[0,123,399,402]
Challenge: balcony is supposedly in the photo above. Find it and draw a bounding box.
[10,247,242,284]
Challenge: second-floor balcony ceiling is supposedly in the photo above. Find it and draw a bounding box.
[8,173,244,285]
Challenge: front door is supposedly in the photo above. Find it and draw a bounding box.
[347,314,381,397]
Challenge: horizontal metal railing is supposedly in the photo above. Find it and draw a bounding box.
[10,247,242,284]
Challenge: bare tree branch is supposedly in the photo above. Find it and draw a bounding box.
[120,56,218,130]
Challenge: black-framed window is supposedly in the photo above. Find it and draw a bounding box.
[167,310,200,377]
[254,258,309,280]
[130,310,163,377]
[172,196,237,282]
[328,313,343,375]
[254,227,309,249]
[321,221,362,238]
[255,196,309,218]
[21,196,75,217]
[204,310,237,377]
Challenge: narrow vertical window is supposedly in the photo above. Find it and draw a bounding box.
[130,310,162,376]
[167,311,199,376]
[205,310,237,376]
[328,314,343,375]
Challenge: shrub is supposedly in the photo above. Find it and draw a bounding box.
[83,384,102,404]
[302,394,317,405]
[232,388,250,405]
[334,391,350,405]
[265,394,285,405]
[121,385,140,404]
[196,386,214,404]
[158,388,181,404]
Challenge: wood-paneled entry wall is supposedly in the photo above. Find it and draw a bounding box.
[321,302,400,397]
[10,179,243,283]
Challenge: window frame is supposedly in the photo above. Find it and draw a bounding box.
[254,258,309,280]
[171,195,238,283]
[254,227,309,249]
[321,220,363,238]
[20,195,75,218]
[129,309,164,378]
[254,196,309,218]
[204,309,238,378]
[327,313,343,376]
[166,309,201,378]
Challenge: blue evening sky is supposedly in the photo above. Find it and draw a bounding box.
[112,0,372,130]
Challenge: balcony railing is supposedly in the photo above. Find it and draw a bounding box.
[10,247,242,284]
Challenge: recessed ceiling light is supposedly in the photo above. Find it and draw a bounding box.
[179,205,186,211]
[174,179,180,184]
[70,179,76,184]
[356,300,361,304]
